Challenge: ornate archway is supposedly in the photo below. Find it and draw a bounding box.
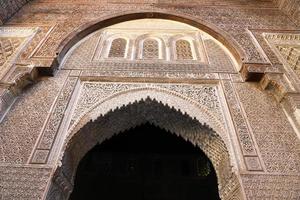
[46,95,244,200]
[43,14,246,200]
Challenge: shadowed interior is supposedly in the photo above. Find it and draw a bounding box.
[69,123,220,200]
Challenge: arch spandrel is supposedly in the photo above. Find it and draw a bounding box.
[66,86,228,147]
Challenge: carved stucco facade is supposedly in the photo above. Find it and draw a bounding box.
[0,1,300,200]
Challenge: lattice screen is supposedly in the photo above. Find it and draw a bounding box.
[142,39,159,59]
[108,38,127,58]
[176,39,193,60]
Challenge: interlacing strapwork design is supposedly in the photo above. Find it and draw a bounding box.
[108,38,127,58]
[142,39,159,59]
[176,40,193,60]
[276,45,300,74]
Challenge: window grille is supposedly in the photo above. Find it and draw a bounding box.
[176,39,193,60]
[108,38,127,58]
[143,39,159,59]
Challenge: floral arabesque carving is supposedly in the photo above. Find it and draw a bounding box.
[222,80,263,171]
[65,83,239,167]
[69,82,225,131]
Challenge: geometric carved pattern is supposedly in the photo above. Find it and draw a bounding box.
[66,32,101,66]
[264,33,300,85]
[176,39,193,60]
[222,80,263,171]
[0,38,23,66]
[30,76,78,164]
[0,37,24,79]
[242,174,300,199]
[222,81,257,155]
[0,27,36,80]
[108,38,127,58]
[235,82,300,174]
[276,45,300,74]
[142,39,159,59]
[61,25,239,75]
[0,165,52,199]
[0,26,39,124]
[0,70,69,163]
[204,39,235,72]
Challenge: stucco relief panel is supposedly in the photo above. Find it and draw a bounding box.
[235,82,300,174]
[69,82,224,130]
[0,70,69,164]
[49,95,244,200]
[0,165,52,200]
[221,80,264,172]
[242,174,300,199]
[61,80,260,172]
[30,74,78,164]
[27,78,246,168]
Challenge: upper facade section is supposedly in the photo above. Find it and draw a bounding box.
[62,19,237,74]
[1,0,299,27]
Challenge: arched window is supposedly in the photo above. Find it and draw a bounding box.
[108,38,127,58]
[142,39,159,59]
[176,39,193,60]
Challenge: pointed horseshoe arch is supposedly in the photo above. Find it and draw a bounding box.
[46,89,244,200]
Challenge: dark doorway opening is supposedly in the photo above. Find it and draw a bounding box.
[69,123,220,200]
